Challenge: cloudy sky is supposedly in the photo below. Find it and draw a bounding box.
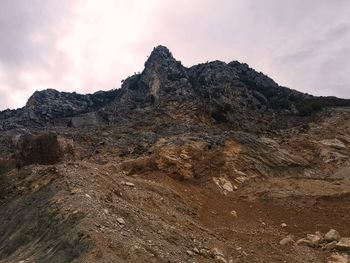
[0,0,350,110]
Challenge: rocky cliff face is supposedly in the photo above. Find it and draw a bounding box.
[106,46,312,131]
[0,88,118,130]
[1,45,350,132]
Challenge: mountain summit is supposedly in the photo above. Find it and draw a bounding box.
[145,45,176,65]
[1,45,350,132]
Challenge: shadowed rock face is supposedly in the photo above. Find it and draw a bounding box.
[0,89,119,130]
[14,133,63,168]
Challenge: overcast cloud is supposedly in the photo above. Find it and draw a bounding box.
[0,0,349,110]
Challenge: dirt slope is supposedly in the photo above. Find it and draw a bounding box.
[0,108,349,263]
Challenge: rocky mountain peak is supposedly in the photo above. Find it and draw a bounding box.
[145,45,175,65]
[1,45,350,132]
[142,45,185,77]
[115,46,189,111]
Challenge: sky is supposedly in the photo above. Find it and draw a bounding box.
[0,0,350,110]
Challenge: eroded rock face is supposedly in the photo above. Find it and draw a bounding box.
[0,89,118,129]
[103,46,350,131]
[1,45,350,132]
[14,133,64,168]
[336,238,350,251]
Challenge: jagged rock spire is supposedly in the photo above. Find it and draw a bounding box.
[144,45,175,67]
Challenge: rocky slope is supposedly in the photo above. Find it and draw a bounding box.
[0,46,350,263]
[2,46,350,131]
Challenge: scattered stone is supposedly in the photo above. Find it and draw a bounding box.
[335,238,350,251]
[230,210,238,218]
[193,247,200,254]
[211,247,225,258]
[213,177,233,193]
[70,188,82,195]
[296,238,314,248]
[222,182,233,192]
[117,218,125,225]
[200,248,211,258]
[280,235,294,246]
[124,182,135,187]
[297,232,323,248]
[85,194,92,199]
[307,233,323,247]
[180,153,190,160]
[103,209,109,214]
[186,250,194,256]
[281,223,287,228]
[325,229,341,242]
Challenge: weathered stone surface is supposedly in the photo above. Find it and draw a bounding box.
[335,238,350,251]
[307,233,324,247]
[117,218,125,225]
[14,133,63,168]
[211,247,225,258]
[296,238,314,247]
[296,232,324,248]
[280,235,294,246]
[213,177,234,192]
[281,223,288,228]
[0,89,117,129]
[325,229,341,242]
[329,253,350,263]
[2,45,349,132]
[323,241,338,251]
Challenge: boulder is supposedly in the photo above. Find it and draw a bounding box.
[213,177,234,193]
[325,229,341,242]
[297,232,323,248]
[14,133,63,168]
[280,235,294,246]
[335,238,350,251]
[306,233,324,247]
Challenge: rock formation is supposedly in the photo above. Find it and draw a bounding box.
[1,45,350,132]
[0,45,350,263]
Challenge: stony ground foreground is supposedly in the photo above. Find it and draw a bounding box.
[0,107,350,263]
